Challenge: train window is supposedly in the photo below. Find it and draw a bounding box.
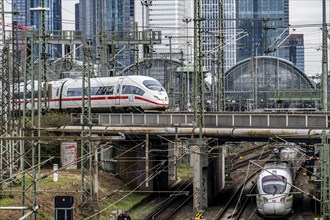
[143,80,165,92]
[122,85,145,96]
[93,86,114,95]
[262,175,287,194]
[13,92,21,99]
[67,88,83,96]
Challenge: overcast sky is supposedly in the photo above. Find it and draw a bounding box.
[289,0,325,76]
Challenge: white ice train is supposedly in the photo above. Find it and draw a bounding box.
[16,75,169,112]
[256,143,304,217]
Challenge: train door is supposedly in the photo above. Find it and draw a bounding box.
[115,79,123,106]
[55,87,59,108]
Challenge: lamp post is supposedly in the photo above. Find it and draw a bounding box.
[30,5,49,220]
[182,17,192,110]
[141,1,152,74]
[141,1,152,31]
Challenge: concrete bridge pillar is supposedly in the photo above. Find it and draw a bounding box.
[189,138,209,212]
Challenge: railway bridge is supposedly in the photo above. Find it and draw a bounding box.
[50,112,330,211]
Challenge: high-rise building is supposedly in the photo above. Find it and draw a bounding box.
[288,34,305,72]
[75,3,81,60]
[202,0,236,71]
[13,0,62,58]
[12,1,31,26]
[235,0,289,62]
[135,0,236,70]
[78,0,135,73]
[138,0,188,61]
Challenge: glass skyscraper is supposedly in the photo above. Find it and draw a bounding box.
[288,34,305,72]
[12,1,31,26]
[202,0,236,71]
[78,0,135,73]
[236,0,289,62]
[12,0,62,58]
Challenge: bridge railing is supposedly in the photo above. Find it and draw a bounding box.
[96,113,329,128]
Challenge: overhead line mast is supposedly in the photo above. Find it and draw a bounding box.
[321,0,328,112]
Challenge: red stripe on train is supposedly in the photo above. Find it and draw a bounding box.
[13,95,168,107]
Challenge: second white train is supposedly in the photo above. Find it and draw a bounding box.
[256,143,304,217]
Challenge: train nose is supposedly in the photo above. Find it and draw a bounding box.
[263,202,289,216]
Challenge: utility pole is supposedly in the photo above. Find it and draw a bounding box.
[322,0,328,112]
[30,2,49,219]
[80,39,94,203]
[217,2,225,112]
[166,35,174,109]
[0,0,8,203]
[134,22,140,74]
[183,17,192,111]
[193,0,204,128]
[141,1,153,73]
[21,29,35,218]
[321,131,330,219]
[192,0,208,213]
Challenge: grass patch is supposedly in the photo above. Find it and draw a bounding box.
[0,197,16,206]
[98,193,148,218]
[37,210,54,220]
[177,163,192,180]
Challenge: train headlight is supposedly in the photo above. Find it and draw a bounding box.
[280,197,285,203]
[154,95,161,100]
[263,197,268,203]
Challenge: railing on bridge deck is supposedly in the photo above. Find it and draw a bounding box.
[90,112,330,128]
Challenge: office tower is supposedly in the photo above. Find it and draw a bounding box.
[12,0,62,58]
[137,0,188,61]
[12,1,31,26]
[202,0,236,71]
[75,3,81,60]
[288,34,305,72]
[236,0,289,62]
[78,0,135,73]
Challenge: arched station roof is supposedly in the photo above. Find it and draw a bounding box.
[224,56,317,110]
[225,56,315,91]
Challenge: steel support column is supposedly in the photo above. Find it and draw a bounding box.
[21,30,36,218]
[321,0,328,112]
[80,40,94,203]
[321,131,330,219]
[216,2,225,112]
[193,0,205,129]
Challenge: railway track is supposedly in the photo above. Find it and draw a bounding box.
[229,150,272,171]
[144,193,192,220]
[214,169,260,220]
[128,144,270,219]
[227,143,271,171]
[127,180,193,219]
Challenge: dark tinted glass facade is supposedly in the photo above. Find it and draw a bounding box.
[12,1,30,26]
[12,0,62,58]
[288,34,305,72]
[236,0,289,62]
[79,0,135,73]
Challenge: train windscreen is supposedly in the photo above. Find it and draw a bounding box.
[262,175,287,194]
[143,80,165,92]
